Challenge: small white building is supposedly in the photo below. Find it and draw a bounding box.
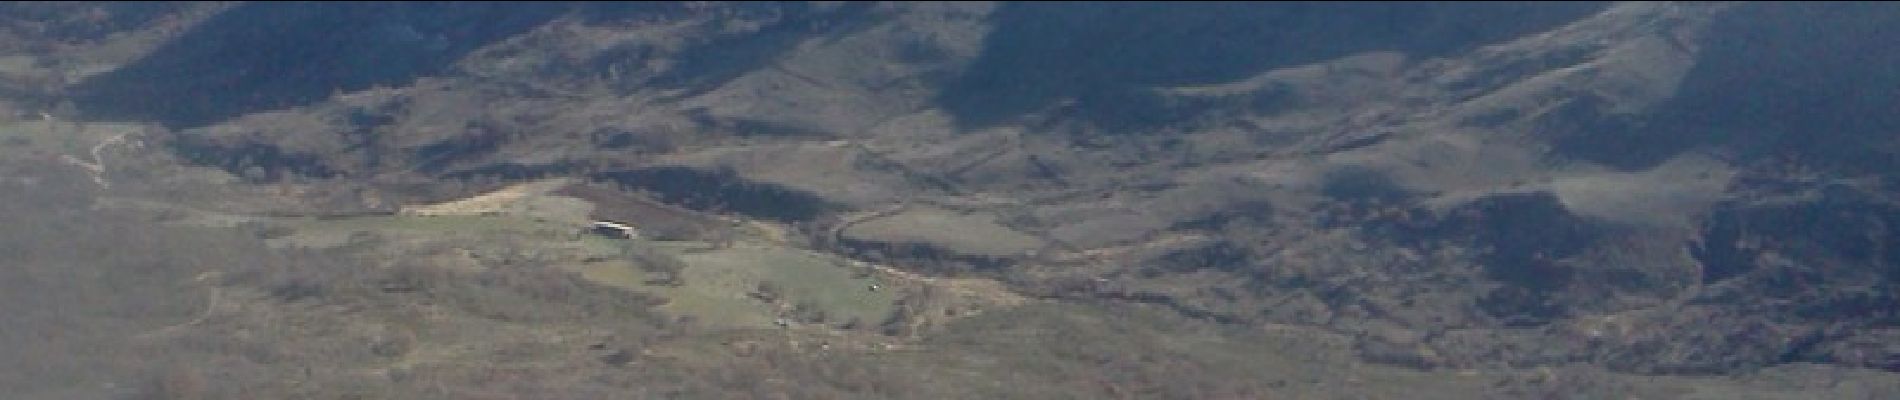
[589,221,641,239]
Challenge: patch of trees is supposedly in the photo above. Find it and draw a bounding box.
[786,299,827,325]
[1693,194,1900,285]
[410,122,510,174]
[169,137,338,182]
[589,126,676,151]
[440,161,584,181]
[1318,164,1411,203]
[593,166,837,222]
[835,239,1014,278]
[623,240,687,286]
[749,281,783,304]
[1138,239,1253,277]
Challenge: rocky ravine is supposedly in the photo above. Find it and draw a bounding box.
[21,1,1900,377]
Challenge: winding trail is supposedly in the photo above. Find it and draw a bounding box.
[55,127,142,188]
[133,272,224,340]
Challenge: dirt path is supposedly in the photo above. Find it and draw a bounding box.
[826,203,911,247]
[399,178,573,216]
[53,126,142,188]
[134,272,224,340]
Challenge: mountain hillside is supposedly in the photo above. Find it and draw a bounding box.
[4,2,1899,398]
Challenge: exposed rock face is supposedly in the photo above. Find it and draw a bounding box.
[45,1,1900,375]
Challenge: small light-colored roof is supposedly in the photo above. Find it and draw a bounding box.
[590,221,636,230]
